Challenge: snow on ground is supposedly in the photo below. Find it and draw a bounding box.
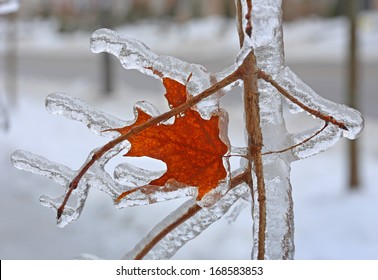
[1,13,378,259]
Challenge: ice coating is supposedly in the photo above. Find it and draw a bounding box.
[46,92,126,137]
[276,66,364,139]
[11,143,128,227]
[91,28,158,74]
[90,28,221,119]
[237,0,295,259]
[113,163,166,186]
[123,180,249,260]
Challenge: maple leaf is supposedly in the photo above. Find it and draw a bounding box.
[112,78,229,201]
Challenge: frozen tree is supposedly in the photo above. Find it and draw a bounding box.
[12,0,363,259]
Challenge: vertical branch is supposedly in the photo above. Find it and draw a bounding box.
[237,0,266,260]
[241,53,266,260]
[235,0,244,47]
[347,0,360,188]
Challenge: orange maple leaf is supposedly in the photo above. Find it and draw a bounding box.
[113,78,229,201]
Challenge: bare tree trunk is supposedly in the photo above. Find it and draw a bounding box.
[347,0,360,189]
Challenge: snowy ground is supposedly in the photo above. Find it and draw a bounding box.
[1,13,378,259]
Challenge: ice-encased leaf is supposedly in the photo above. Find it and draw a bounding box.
[14,87,230,226]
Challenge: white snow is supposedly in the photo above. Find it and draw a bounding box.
[1,12,377,259]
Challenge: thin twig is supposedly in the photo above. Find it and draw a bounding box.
[263,122,329,155]
[235,0,244,47]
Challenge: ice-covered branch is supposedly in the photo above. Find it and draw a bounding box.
[91,28,227,119]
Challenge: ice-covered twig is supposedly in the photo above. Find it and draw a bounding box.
[11,144,127,227]
[91,28,230,119]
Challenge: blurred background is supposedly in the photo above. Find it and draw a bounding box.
[1,0,378,259]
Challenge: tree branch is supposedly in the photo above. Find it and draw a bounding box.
[240,52,266,260]
[236,0,266,260]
